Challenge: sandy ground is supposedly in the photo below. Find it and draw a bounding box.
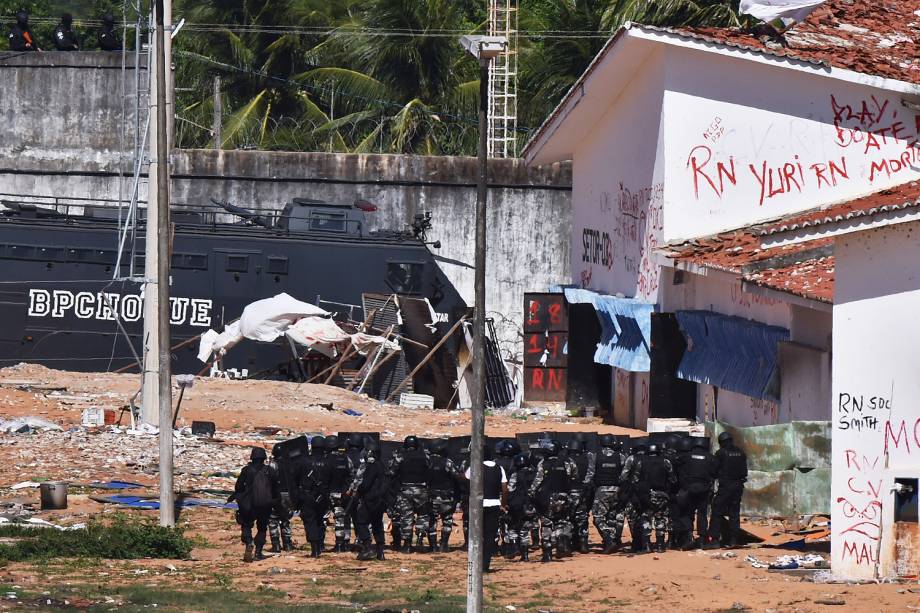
[0,364,914,612]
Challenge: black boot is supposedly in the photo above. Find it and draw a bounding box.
[310,540,321,558]
[400,537,412,555]
[357,540,375,561]
[416,534,425,553]
[504,539,518,560]
[555,540,565,560]
[254,544,266,561]
[270,535,281,553]
[439,534,450,553]
[541,546,552,562]
[520,543,530,562]
[578,537,589,554]
[602,536,616,554]
[282,535,294,552]
[376,543,386,561]
[428,535,438,553]
[243,542,254,563]
[334,537,346,553]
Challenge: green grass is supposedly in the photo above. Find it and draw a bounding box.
[0,515,192,562]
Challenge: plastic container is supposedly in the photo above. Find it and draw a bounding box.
[39,481,68,510]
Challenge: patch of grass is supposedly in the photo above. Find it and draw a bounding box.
[349,586,467,611]
[0,515,193,561]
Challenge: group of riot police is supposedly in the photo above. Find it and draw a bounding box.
[232,429,748,564]
[7,11,120,52]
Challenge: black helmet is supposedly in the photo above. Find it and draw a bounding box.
[325,435,340,451]
[103,14,115,24]
[311,435,326,454]
[250,446,267,462]
[692,437,709,450]
[271,443,283,458]
[430,438,448,455]
[347,433,364,449]
[647,444,660,456]
[665,433,681,450]
[16,11,28,26]
[547,439,562,457]
[507,440,521,456]
[404,435,419,450]
[364,440,380,458]
[513,453,529,469]
[677,437,694,453]
[718,432,733,446]
[61,12,72,24]
[599,434,616,448]
[567,439,584,454]
[632,441,648,455]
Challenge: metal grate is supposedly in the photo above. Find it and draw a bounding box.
[362,293,409,401]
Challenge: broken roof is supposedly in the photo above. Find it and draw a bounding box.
[663,181,920,304]
[524,2,920,165]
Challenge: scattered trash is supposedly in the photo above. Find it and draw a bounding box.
[399,393,434,409]
[0,416,62,433]
[813,597,845,605]
[729,603,748,611]
[343,409,363,417]
[10,481,41,490]
[746,554,827,570]
[191,421,216,438]
[711,551,737,559]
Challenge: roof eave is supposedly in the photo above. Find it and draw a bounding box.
[761,205,920,248]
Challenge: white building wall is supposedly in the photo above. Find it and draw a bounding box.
[832,221,920,580]
[571,49,666,301]
[662,47,920,242]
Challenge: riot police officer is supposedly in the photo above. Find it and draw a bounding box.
[97,14,120,51]
[426,438,460,552]
[676,437,716,550]
[386,435,431,553]
[8,12,40,51]
[565,439,595,553]
[267,442,295,552]
[633,443,676,553]
[592,434,626,553]
[297,436,332,558]
[529,440,577,562]
[507,453,538,561]
[53,13,79,50]
[707,432,748,549]
[325,435,354,552]
[350,440,389,561]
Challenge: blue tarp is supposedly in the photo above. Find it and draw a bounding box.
[675,310,789,402]
[96,495,238,510]
[592,296,654,372]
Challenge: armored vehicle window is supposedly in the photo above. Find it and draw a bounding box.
[267,256,288,274]
[226,254,249,272]
[172,252,208,270]
[386,262,424,295]
[310,211,346,233]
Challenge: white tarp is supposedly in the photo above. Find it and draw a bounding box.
[351,332,400,356]
[739,0,825,23]
[285,316,352,358]
[197,320,244,362]
[239,293,328,342]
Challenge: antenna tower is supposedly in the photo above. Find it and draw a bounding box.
[487,0,518,158]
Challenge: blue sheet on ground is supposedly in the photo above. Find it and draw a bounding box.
[100,495,238,510]
[89,481,146,490]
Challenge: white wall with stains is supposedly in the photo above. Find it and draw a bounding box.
[832,220,920,579]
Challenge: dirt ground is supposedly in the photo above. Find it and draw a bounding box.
[0,364,914,612]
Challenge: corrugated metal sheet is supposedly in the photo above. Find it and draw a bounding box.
[676,311,789,402]
[592,296,654,372]
[741,469,830,517]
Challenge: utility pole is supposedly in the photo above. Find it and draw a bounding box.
[458,34,506,613]
[145,0,175,526]
[212,76,221,149]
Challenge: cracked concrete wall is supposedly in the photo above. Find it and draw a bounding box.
[0,52,572,362]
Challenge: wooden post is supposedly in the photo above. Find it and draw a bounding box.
[384,316,467,403]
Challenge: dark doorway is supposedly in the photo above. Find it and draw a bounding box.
[566,303,612,416]
[649,312,696,419]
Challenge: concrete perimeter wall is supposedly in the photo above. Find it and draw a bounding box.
[0,51,572,362]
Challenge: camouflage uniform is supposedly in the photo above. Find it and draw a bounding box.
[618,452,644,551]
[529,454,578,555]
[507,463,538,556]
[591,446,626,548]
[631,451,676,552]
[386,446,431,549]
[426,451,460,550]
[268,456,294,552]
[567,449,595,548]
[326,449,355,548]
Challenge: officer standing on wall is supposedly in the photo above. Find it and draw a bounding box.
[97,14,120,51]
[706,431,748,548]
[675,437,716,550]
[565,439,595,553]
[592,434,627,553]
[529,440,577,562]
[53,13,79,50]
[8,12,40,51]
[386,435,431,553]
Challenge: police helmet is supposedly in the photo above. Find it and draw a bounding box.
[547,439,562,457]
[365,440,380,458]
[718,432,733,446]
[691,437,709,450]
[325,435,340,450]
[431,438,448,455]
[347,433,364,449]
[61,12,72,24]
[103,14,115,24]
[250,446,267,462]
[310,435,326,453]
[599,434,616,448]
[271,443,283,458]
[404,435,420,450]
[16,12,28,26]
[507,440,522,456]
[677,437,694,453]
[567,439,584,454]
[513,453,529,469]
[631,441,648,455]
[647,444,660,456]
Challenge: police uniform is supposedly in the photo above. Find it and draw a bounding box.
[676,442,716,549]
[267,453,294,552]
[633,449,676,553]
[591,445,626,552]
[426,448,460,552]
[297,446,332,557]
[327,447,355,550]
[707,436,748,547]
[507,459,538,560]
[387,443,431,552]
[351,446,389,561]
[528,450,578,560]
[566,444,596,553]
